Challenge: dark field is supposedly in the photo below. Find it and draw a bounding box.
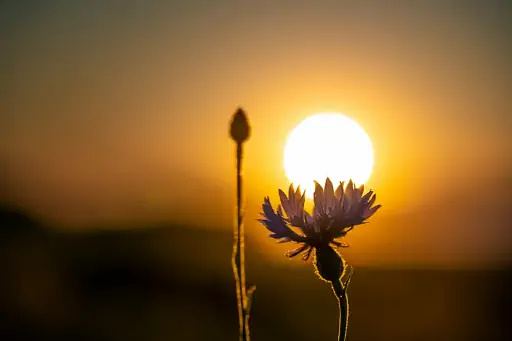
[1,206,510,341]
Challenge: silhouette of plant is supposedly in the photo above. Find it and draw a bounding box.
[258,178,381,341]
[230,108,255,341]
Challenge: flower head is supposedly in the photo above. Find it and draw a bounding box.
[230,107,251,143]
[259,178,380,281]
[259,178,381,280]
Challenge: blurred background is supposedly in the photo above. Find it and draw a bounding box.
[1,1,511,340]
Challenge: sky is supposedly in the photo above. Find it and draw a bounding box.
[1,0,511,267]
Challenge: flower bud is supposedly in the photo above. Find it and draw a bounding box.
[230,107,251,143]
[314,246,346,283]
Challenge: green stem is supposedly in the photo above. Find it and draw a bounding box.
[331,279,349,341]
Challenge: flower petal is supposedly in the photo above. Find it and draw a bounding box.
[259,197,304,242]
[278,189,292,218]
[278,184,307,230]
[360,190,373,205]
[289,184,295,206]
[363,204,381,219]
[305,212,314,225]
[286,244,309,258]
[335,182,345,213]
[357,184,364,198]
[277,237,293,243]
[367,193,376,208]
[343,180,355,213]
[302,246,314,261]
[299,189,306,211]
[295,185,302,199]
[324,177,336,215]
[313,180,325,217]
[335,181,344,200]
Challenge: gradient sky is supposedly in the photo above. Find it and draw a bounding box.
[1,0,511,266]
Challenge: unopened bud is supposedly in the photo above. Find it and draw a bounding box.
[314,246,346,283]
[230,107,251,143]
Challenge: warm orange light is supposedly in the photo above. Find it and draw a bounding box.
[283,113,374,197]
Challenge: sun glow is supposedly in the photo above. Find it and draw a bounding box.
[283,113,374,197]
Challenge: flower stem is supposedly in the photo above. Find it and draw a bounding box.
[331,279,349,341]
[232,142,252,341]
[230,108,254,341]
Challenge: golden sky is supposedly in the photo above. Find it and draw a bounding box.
[1,1,511,266]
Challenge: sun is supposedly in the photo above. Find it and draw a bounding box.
[283,113,374,197]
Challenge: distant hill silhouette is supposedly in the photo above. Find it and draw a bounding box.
[0,204,45,239]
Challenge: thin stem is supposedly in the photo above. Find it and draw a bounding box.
[232,142,249,341]
[332,279,349,341]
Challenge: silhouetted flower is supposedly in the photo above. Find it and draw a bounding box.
[230,107,251,143]
[259,178,380,281]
